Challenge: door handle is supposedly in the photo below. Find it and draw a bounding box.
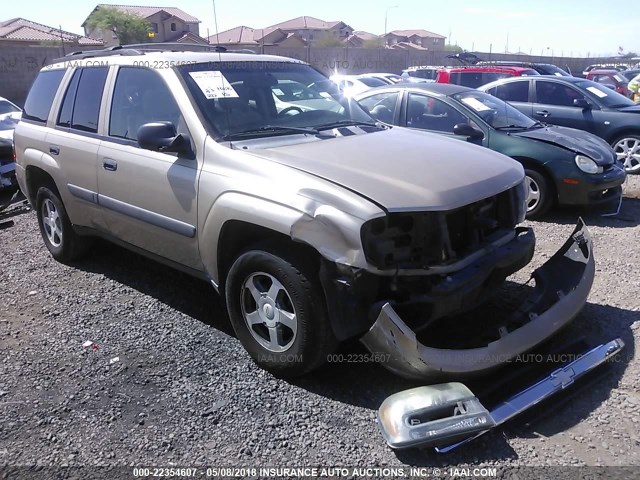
[49,145,60,155]
[103,158,118,171]
[535,110,551,118]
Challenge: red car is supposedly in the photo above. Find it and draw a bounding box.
[436,66,539,88]
[586,69,631,97]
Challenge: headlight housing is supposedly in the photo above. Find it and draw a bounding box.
[575,155,603,174]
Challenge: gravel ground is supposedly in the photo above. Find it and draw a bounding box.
[1,177,639,475]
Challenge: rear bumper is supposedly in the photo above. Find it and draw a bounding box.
[361,219,594,380]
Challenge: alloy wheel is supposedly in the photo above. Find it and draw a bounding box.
[613,137,640,173]
[240,272,298,353]
[525,175,541,212]
[41,198,63,247]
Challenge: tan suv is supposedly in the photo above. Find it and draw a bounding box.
[14,44,595,379]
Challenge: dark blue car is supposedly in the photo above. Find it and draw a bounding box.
[479,76,640,173]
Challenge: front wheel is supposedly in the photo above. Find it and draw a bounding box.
[612,134,640,173]
[524,169,552,219]
[36,186,91,262]
[225,246,336,377]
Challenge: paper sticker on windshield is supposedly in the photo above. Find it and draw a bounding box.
[586,86,608,98]
[461,97,492,112]
[272,88,285,96]
[189,71,238,99]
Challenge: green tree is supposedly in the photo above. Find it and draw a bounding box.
[362,38,385,48]
[85,6,151,45]
[316,36,345,48]
[443,44,463,53]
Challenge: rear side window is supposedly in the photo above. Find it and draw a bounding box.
[57,70,81,128]
[72,68,108,132]
[490,81,529,102]
[55,68,108,132]
[450,72,511,88]
[22,70,66,123]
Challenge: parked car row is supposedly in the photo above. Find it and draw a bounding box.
[356,83,625,218]
[479,76,640,173]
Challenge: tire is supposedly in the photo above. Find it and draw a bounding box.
[611,134,640,174]
[524,169,552,219]
[225,244,337,377]
[35,186,92,262]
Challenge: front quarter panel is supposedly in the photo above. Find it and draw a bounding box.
[197,137,384,285]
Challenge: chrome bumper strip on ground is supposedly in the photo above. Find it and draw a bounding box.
[434,337,625,453]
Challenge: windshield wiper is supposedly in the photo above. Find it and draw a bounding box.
[221,125,321,140]
[494,125,530,131]
[315,120,382,131]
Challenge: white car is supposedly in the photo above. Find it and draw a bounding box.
[329,74,387,97]
[0,97,22,141]
[359,73,402,85]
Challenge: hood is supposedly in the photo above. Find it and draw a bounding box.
[511,125,615,165]
[246,128,524,212]
[617,104,640,113]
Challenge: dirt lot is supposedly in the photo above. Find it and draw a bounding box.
[1,178,639,473]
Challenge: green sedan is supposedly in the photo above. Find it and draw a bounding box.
[355,83,627,218]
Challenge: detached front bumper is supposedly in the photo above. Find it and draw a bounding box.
[361,219,595,380]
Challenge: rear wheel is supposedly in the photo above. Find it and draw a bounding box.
[225,244,336,377]
[612,134,640,173]
[524,169,552,219]
[36,186,91,262]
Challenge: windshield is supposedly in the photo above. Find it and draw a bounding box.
[575,80,635,108]
[454,91,537,129]
[0,100,20,115]
[178,62,375,139]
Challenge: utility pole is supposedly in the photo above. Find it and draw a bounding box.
[384,5,399,38]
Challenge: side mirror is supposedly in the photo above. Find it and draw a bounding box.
[453,123,485,140]
[137,121,194,158]
[573,98,592,109]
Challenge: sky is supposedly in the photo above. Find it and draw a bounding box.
[2,0,638,57]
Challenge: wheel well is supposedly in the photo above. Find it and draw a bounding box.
[512,157,558,203]
[608,129,640,145]
[25,166,58,205]
[216,220,320,291]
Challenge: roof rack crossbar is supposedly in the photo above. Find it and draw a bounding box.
[48,42,259,66]
[122,42,227,52]
[51,47,143,64]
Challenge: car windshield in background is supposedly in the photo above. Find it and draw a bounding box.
[178,62,375,139]
[358,77,388,88]
[454,91,537,130]
[575,80,636,108]
[0,100,20,115]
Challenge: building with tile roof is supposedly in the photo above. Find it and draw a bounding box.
[82,4,203,46]
[0,18,102,46]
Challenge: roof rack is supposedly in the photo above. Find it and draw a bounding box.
[49,42,256,65]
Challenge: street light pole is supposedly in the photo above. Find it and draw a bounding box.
[384,5,399,41]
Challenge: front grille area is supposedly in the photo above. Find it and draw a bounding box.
[361,187,520,270]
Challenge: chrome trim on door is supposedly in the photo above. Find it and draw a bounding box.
[98,194,196,238]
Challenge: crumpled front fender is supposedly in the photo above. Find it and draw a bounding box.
[361,219,595,380]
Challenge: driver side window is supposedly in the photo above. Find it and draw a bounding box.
[407,94,467,133]
[358,91,399,124]
[109,67,184,141]
[536,81,586,107]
